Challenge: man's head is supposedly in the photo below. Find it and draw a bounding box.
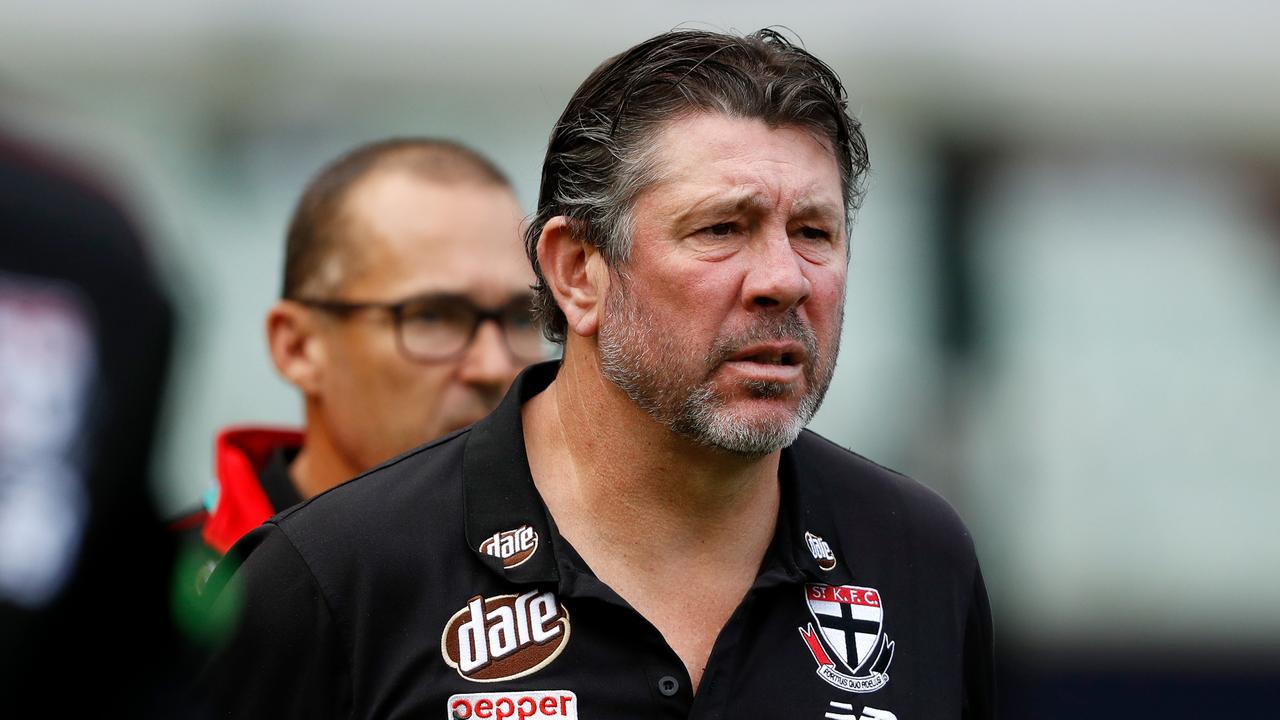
[529,30,869,456]
[269,139,540,492]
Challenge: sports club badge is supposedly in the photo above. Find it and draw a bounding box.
[798,584,894,693]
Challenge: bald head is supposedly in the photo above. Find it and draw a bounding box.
[282,139,511,300]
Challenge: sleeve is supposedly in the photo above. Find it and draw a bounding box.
[198,522,353,718]
[962,562,997,720]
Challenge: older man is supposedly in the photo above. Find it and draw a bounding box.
[204,31,994,719]
[177,139,541,569]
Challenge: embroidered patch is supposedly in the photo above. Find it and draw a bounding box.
[479,525,539,569]
[798,584,894,693]
[447,690,578,719]
[805,531,838,571]
[442,590,570,682]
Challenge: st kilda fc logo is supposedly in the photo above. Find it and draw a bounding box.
[798,584,895,693]
[442,590,570,682]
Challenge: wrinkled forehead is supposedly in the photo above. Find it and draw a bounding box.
[638,114,846,221]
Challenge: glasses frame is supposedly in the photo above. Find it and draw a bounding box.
[293,293,543,364]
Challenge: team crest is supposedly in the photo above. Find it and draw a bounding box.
[798,584,894,693]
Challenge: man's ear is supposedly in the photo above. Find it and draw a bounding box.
[266,300,325,395]
[536,216,610,338]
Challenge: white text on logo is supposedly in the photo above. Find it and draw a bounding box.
[480,525,539,569]
[442,590,570,682]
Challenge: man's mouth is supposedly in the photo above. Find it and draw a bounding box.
[727,342,807,366]
[721,342,807,381]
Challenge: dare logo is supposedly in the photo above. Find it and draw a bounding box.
[480,525,539,569]
[442,590,571,682]
[805,531,837,571]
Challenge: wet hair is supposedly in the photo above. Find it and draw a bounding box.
[282,138,510,299]
[524,28,870,343]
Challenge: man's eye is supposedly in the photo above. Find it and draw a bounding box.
[798,226,830,241]
[705,222,736,237]
[403,305,452,324]
[505,311,535,330]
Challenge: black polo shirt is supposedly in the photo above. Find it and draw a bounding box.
[203,362,994,719]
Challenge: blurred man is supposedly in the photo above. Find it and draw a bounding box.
[204,31,994,719]
[178,139,541,571]
[1,130,179,714]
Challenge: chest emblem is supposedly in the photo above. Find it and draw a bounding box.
[479,525,539,569]
[798,584,894,693]
[442,590,570,682]
[804,531,838,571]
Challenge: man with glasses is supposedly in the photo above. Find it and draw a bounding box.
[177,138,542,576]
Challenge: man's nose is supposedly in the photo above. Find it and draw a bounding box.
[742,233,812,312]
[457,318,520,387]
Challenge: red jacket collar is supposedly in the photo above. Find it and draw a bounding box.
[203,426,303,554]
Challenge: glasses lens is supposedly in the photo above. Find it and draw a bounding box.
[502,302,546,361]
[398,298,473,360]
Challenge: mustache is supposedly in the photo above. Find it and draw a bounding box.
[708,310,819,368]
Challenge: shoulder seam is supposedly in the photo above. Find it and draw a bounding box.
[264,521,357,713]
[275,427,473,522]
[800,429,916,484]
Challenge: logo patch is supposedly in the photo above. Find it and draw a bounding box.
[480,525,539,569]
[799,584,894,693]
[447,690,578,719]
[442,590,570,682]
[805,531,838,571]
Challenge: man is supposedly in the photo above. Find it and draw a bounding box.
[204,31,995,719]
[2,130,180,713]
[177,139,542,572]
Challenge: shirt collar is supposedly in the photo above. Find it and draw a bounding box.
[462,361,562,585]
[461,360,858,589]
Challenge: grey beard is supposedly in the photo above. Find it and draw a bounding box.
[598,285,837,457]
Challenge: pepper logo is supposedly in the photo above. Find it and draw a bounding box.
[442,590,570,682]
[447,690,578,719]
[798,584,894,693]
[805,531,838,571]
[479,525,539,569]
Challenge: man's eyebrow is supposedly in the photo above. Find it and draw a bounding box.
[672,190,769,225]
[789,199,845,226]
[397,291,536,307]
[673,191,844,227]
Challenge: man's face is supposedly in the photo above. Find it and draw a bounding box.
[597,114,847,456]
[314,171,536,470]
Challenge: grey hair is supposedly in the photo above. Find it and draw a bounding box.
[524,28,870,343]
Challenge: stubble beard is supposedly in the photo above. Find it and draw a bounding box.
[597,280,841,457]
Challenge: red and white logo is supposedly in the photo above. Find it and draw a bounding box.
[441,590,570,682]
[798,584,894,693]
[447,690,578,719]
[804,531,837,571]
[479,525,539,569]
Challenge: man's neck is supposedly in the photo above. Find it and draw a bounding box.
[288,410,362,501]
[524,349,781,557]
[524,348,773,543]
[523,348,781,690]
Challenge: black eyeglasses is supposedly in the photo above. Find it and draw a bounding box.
[295,293,546,363]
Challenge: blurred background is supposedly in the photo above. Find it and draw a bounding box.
[3,1,1278,715]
